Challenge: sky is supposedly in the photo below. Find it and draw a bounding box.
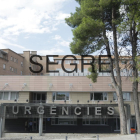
[0,0,81,56]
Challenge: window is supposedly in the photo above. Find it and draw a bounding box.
[65,60,71,64]
[12,67,13,71]
[21,71,22,75]
[0,52,8,60]
[3,92,9,100]
[129,61,133,65]
[53,92,69,100]
[0,92,19,100]
[14,58,16,62]
[30,92,46,103]
[90,92,108,101]
[10,67,12,71]
[0,92,3,100]
[10,92,19,100]
[101,60,104,63]
[73,60,79,64]
[83,118,107,125]
[11,56,13,61]
[121,60,127,64]
[84,60,87,63]
[21,62,23,67]
[16,59,18,63]
[84,69,87,72]
[3,64,6,69]
[113,93,117,100]
[123,93,131,101]
[66,68,71,72]
[56,60,61,64]
[56,69,62,72]
[113,92,131,101]
[52,118,77,125]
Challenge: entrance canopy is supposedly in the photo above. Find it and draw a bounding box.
[0,103,130,119]
[0,103,131,137]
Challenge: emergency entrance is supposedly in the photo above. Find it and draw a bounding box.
[0,103,131,137]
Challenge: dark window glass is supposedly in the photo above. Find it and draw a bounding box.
[83,118,108,125]
[90,93,93,100]
[52,93,55,100]
[94,93,103,100]
[66,93,69,100]
[0,92,3,100]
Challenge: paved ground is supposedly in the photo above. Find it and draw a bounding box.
[1,133,140,140]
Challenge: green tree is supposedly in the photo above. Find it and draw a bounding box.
[65,0,128,134]
[118,0,140,133]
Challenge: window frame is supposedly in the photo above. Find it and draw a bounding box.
[65,60,71,64]
[56,60,61,64]
[52,92,70,101]
[121,60,127,64]
[21,62,23,67]
[113,92,131,101]
[89,60,93,63]
[82,118,108,125]
[56,68,62,72]
[3,64,6,70]
[14,58,16,62]
[0,91,19,100]
[73,60,79,64]
[51,118,77,125]
[84,69,87,72]
[84,60,87,63]
[90,92,108,101]
[10,92,19,100]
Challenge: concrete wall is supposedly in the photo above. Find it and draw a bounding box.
[18,91,29,103]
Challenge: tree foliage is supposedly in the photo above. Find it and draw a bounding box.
[65,0,121,55]
[87,63,98,83]
[65,0,131,135]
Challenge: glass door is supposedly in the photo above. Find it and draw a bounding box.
[31,118,46,131]
[43,118,46,131]
[114,118,120,131]
[32,118,38,131]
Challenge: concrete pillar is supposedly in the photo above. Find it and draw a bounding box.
[2,106,6,134]
[0,106,6,138]
[39,114,43,136]
[0,118,2,138]
[126,105,131,134]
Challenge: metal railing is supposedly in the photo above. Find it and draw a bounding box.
[65,135,99,140]
[29,100,46,103]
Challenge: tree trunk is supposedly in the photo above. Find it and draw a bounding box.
[102,2,128,135]
[131,23,140,133]
[112,5,127,134]
[133,73,140,133]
